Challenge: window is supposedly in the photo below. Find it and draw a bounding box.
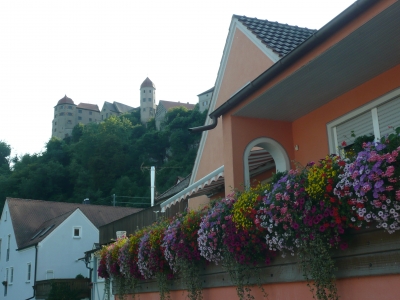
[73,226,82,238]
[143,108,146,112]
[106,113,108,118]
[143,98,146,102]
[46,270,54,279]
[68,112,72,116]
[27,263,31,282]
[327,88,400,154]
[89,118,92,122]
[60,105,63,109]
[78,116,82,120]
[4,268,8,296]
[60,112,65,116]
[149,90,151,93]
[54,128,56,132]
[54,114,57,117]
[148,98,151,101]
[68,106,72,109]
[9,268,13,284]
[6,235,10,261]
[55,107,57,111]
[144,90,146,93]
[102,115,103,120]
[78,109,82,113]
[54,122,57,125]
[89,111,92,115]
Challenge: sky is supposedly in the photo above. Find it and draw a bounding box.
[0,0,355,157]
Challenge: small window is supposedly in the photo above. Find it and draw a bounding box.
[4,268,8,296]
[27,263,31,282]
[89,118,92,122]
[68,106,72,109]
[54,128,56,132]
[60,105,63,109]
[78,109,82,113]
[54,122,57,125]
[73,227,82,238]
[106,113,108,118]
[143,98,146,102]
[144,90,146,93]
[78,116,82,120]
[55,114,57,117]
[101,115,103,120]
[55,107,57,111]
[143,108,146,112]
[67,120,72,124]
[46,270,54,279]
[148,98,151,101]
[6,235,10,261]
[60,112,65,116]
[149,90,151,93]
[68,112,72,116]
[89,111,92,115]
[9,268,13,284]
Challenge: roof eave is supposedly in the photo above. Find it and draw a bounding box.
[189,0,378,132]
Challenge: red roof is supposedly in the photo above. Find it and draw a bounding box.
[77,103,100,112]
[159,100,195,111]
[57,95,75,105]
[140,77,156,89]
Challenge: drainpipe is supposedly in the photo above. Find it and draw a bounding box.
[25,245,38,300]
[151,166,155,207]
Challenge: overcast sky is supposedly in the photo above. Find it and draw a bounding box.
[0,0,355,157]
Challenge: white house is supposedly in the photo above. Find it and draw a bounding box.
[0,198,140,300]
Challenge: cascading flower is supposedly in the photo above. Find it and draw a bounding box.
[335,141,400,233]
[197,196,235,264]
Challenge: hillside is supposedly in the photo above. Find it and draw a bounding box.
[0,106,207,208]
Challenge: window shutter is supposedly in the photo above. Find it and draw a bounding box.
[378,96,400,137]
[336,110,374,146]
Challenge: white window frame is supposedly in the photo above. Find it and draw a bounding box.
[27,263,31,283]
[9,268,13,285]
[46,270,54,279]
[6,235,10,261]
[73,226,82,239]
[327,87,400,155]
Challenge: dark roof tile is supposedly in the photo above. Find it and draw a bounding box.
[235,15,316,57]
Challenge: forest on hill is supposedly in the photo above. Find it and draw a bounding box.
[0,106,207,208]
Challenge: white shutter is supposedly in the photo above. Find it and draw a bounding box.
[378,96,400,137]
[336,110,374,146]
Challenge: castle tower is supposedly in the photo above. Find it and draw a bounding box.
[52,95,77,139]
[140,77,156,123]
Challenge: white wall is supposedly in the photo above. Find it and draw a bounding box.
[0,202,36,300]
[36,209,99,281]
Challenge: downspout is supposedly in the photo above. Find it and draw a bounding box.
[188,115,218,133]
[25,245,38,300]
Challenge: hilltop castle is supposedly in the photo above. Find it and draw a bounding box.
[52,77,212,139]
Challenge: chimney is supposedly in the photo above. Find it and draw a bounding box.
[83,198,90,205]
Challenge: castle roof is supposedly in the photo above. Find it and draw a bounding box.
[140,77,156,89]
[159,100,195,111]
[77,103,100,112]
[235,15,316,57]
[197,87,215,97]
[102,101,136,114]
[57,95,75,105]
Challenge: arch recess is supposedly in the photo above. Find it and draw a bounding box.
[243,137,290,189]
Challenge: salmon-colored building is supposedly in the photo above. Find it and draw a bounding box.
[127,1,400,299]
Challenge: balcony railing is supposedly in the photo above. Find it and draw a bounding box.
[35,278,91,299]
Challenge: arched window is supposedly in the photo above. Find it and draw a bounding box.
[243,137,290,189]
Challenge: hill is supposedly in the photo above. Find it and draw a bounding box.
[0,106,207,208]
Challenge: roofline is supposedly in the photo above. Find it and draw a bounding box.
[188,0,378,133]
[197,87,215,97]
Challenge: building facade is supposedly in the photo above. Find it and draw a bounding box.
[52,96,100,139]
[140,77,157,123]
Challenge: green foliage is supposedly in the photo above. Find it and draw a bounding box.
[0,107,207,207]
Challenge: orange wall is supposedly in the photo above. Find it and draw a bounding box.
[230,0,397,121]
[121,274,400,300]
[195,26,274,182]
[292,64,400,165]
[223,115,294,193]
